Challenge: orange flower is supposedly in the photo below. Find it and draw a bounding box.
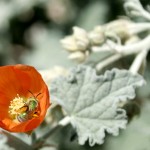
[0,64,50,132]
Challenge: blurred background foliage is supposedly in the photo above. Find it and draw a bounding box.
[0,0,150,150]
[0,0,149,69]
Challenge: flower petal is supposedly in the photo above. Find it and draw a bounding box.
[0,64,50,132]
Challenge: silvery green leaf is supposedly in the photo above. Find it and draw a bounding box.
[51,66,145,146]
[103,100,150,150]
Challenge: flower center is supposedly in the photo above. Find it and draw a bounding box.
[9,94,26,116]
[8,94,39,123]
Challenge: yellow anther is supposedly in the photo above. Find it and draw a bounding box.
[9,94,26,116]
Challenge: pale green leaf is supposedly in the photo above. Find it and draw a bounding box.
[102,100,150,150]
[51,66,145,146]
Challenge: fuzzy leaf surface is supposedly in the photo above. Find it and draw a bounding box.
[102,100,150,150]
[51,66,145,146]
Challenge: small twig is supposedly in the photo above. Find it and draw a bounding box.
[107,35,150,54]
[141,9,150,21]
[129,23,150,35]
[92,35,150,54]
[124,0,150,21]
[129,49,148,74]
[96,53,122,71]
[92,44,113,52]
[31,132,37,145]
[95,34,150,71]
[58,116,71,126]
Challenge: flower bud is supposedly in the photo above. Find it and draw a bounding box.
[61,36,78,51]
[73,27,89,51]
[104,19,132,40]
[88,26,105,45]
[61,26,90,52]
[68,51,86,62]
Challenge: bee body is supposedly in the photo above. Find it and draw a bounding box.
[17,91,41,123]
[28,98,38,111]
[17,112,28,122]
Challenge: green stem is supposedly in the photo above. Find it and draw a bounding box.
[32,125,62,149]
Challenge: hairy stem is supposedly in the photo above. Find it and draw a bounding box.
[129,23,150,35]
[124,0,150,21]
[92,35,150,54]
[95,33,150,72]
[96,53,122,71]
[129,49,148,74]
[106,35,150,54]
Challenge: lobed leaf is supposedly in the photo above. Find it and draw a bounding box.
[51,66,145,146]
[103,100,150,150]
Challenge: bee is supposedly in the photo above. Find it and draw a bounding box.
[17,91,41,122]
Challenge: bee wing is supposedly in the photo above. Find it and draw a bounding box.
[17,106,28,113]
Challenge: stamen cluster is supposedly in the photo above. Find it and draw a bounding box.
[9,94,26,119]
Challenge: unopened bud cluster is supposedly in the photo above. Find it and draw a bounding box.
[61,27,90,62]
[61,19,134,62]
